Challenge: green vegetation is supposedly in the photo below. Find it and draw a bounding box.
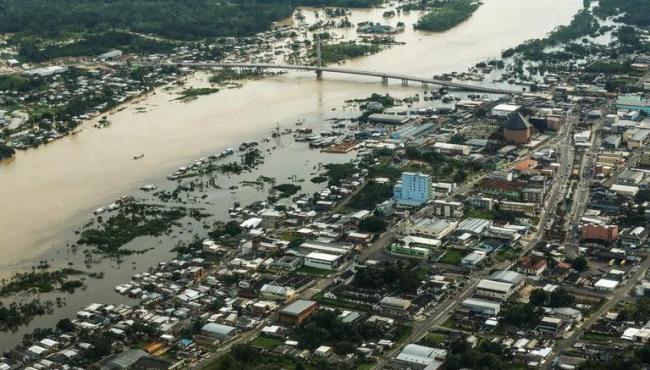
[445,338,516,370]
[419,332,447,347]
[205,344,305,370]
[249,335,283,350]
[273,183,302,198]
[17,31,175,62]
[502,10,600,59]
[175,87,220,102]
[528,287,575,308]
[0,268,87,295]
[352,262,420,294]
[293,309,383,353]
[208,220,243,240]
[500,303,542,329]
[0,300,53,331]
[310,176,328,184]
[319,41,380,64]
[617,298,650,324]
[405,147,484,183]
[0,143,15,160]
[347,181,392,210]
[581,332,618,344]
[439,249,465,265]
[595,0,650,28]
[78,203,186,254]
[323,162,357,186]
[414,0,481,32]
[208,69,265,84]
[577,342,650,369]
[358,215,387,233]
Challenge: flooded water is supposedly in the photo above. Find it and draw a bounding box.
[0,0,581,349]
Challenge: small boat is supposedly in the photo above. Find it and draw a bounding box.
[133,154,145,160]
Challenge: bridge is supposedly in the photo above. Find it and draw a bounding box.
[174,61,521,95]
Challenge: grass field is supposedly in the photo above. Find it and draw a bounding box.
[250,335,284,349]
[439,249,465,265]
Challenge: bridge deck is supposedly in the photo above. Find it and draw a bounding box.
[177,62,519,95]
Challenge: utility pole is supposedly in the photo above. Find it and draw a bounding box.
[315,34,323,80]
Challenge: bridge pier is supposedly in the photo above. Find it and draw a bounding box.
[381,76,388,86]
[422,82,428,90]
[401,79,409,87]
[315,69,323,80]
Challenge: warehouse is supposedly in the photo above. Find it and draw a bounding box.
[304,252,342,270]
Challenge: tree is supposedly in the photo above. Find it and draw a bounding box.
[549,288,575,308]
[529,288,549,306]
[56,318,76,332]
[571,255,588,272]
[224,221,242,236]
[358,215,386,233]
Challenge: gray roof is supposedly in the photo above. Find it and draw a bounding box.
[504,113,532,130]
[489,270,525,285]
[280,300,317,316]
[100,349,147,370]
[457,218,492,234]
[201,323,236,336]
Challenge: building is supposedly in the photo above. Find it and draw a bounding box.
[260,284,297,301]
[489,270,525,290]
[404,218,457,239]
[368,113,410,125]
[378,296,413,319]
[304,252,342,270]
[389,244,431,259]
[503,113,532,144]
[98,49,123,60]
[475,279,515,301]
[537,316,570,338]
[459,298,501,317]
[617,94,650,114]
[499,201,537,217]
[431,200,464,218]
[201,323,237,340]
[432,142,470,156]
[621,227,648,248]
[461,250,487,267]
[582,223,619,242]
[518,255,547,277]
[492,104,521,117]
[279,300,319,326]
[393,172,433,206]
[618,169,645,185]
[394,344,447,370]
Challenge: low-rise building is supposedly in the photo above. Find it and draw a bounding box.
[278,300,319,326]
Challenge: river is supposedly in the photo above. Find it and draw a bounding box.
[0,0,581,349]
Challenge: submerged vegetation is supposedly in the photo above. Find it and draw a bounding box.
[318,41,381,64]
[175,87,220,102]
[414,0,481,32]
[78,203,188,255]
[0,268,88,296]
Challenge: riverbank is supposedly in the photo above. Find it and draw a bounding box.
[0,0,583,350]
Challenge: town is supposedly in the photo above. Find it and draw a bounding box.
[0,0,649,370]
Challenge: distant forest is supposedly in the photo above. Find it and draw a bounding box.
[0,0,383,40]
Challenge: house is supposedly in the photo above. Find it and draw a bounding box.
[550,307,583,323]
[492,104,521,117]
[377,296,413,319]
[537,316,570,338]
[621,227,648,248]
[260,284,297,301]
[461,250,487,267]
[475,279,515,301]
[278,300,319,326]
[518,255,547,278]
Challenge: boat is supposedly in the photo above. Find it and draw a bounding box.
[133,153,144,160]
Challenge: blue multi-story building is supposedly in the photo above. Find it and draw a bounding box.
[393,172,432,206]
